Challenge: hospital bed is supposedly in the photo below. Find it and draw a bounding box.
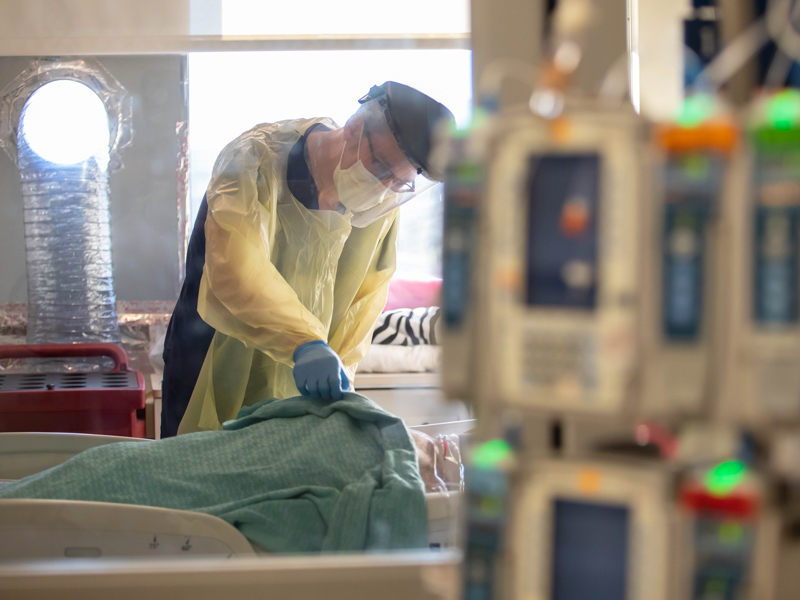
[0,551,462,600]
[0,425,471,561]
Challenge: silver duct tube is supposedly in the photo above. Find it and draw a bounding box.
[17,132,118,343]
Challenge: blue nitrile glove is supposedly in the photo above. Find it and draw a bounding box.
[292,340,352,401]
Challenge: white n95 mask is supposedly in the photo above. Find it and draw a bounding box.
[333,126,395,214]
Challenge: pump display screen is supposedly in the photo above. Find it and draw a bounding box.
[551,499,629,600]
[691,515,755,600]
[526,155,600,309]
[661,154,720,340]
[753,134,800,324]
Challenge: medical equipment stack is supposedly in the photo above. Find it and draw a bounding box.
[440,85,800,598]
[723,89,800,599]
[638,96,737,421]
[443,102,672,600]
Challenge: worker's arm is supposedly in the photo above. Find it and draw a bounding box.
[328,212,399,381]
[197,134,327,365]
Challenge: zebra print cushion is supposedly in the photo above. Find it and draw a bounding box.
[371,307,441,346]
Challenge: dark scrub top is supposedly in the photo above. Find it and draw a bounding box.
[160,123,330,438]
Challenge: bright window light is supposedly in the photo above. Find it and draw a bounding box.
[630,51,641,115]
[21,80,109,165]
[221,0,470,36]
[189,49,472,279]
[188,49,472,219]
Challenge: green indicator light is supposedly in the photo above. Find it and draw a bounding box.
[675,208,697,229]
[676,94,715,128]
[453,107,489,139]
[448,119,464,138]
[479,496,503,517]
[704,579,728,595]
[455,163,483,184]
[471,107,489,128]
[705,460,747,497]
[718,521,744,545]
[682,153,710,181]
[473,439,513,469]
[767,89,800,131]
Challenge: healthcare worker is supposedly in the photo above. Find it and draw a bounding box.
[161,82,454,437]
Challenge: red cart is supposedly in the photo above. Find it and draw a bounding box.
[0,343,146,438]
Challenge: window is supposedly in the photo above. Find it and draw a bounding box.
[188,48,472,278]
[219,0,470,36]
[21,80,109,165]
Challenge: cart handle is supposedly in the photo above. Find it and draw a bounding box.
[0,344,131,372]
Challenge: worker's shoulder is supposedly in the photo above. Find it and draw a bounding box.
[219,118,335,153]
[212,118,339,173]
[239,117,339,141]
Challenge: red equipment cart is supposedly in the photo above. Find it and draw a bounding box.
[0,343,146,438]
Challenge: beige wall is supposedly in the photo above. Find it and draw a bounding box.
[0,0,222,55]
[470,0,631,109]
[470,0,544,109]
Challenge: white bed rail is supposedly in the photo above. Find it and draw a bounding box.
[0,499,256,560]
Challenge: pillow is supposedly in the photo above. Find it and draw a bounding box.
[357,345,440,374]
[372,307,441,346]
[385,277,442,311]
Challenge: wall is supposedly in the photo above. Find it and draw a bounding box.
[0,55,187,304]
[570,0,629,98]
[470,0,629,109]
[470,0,544,109]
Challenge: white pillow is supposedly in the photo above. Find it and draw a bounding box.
[357,345,441,373]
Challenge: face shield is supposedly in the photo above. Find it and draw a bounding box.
[335,99,439,228]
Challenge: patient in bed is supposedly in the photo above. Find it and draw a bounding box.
[0,392,430,554]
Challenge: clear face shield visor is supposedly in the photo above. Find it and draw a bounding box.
[334,100,438,228]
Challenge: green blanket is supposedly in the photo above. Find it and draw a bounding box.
[0,393,428,553]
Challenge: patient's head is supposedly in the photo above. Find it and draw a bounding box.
[410,429,463,493]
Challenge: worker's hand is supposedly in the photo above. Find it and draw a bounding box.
[340,368,353,392]
[293,341,350,401]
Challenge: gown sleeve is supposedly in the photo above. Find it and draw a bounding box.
[197,134,328,365]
